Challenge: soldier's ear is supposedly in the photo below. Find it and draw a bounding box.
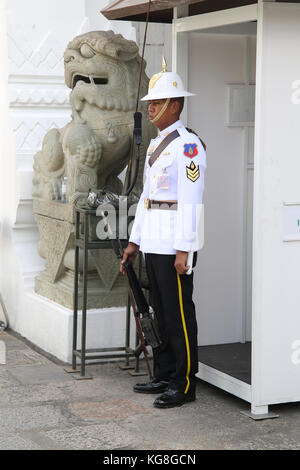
[170,99,180,116]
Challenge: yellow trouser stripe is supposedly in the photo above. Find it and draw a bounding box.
[177,273,191,394]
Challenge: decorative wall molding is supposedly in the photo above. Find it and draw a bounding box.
[12,117,70,152]
[13,198,36,228]
[9,83,70,108]
[7,16,91,76]
[7,28,65,75]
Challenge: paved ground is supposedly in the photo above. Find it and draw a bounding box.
[0,329,300,450]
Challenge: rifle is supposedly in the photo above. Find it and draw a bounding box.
[88,191,162,379]
[111,238,161,379]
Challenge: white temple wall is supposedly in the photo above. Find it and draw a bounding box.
[0,0,172,361]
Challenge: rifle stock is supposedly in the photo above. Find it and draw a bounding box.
[110,238,162,378]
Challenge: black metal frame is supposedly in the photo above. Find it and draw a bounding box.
[70,205,138,378]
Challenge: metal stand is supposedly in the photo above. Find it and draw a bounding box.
[118,294,135,371]
[67,205,137,379]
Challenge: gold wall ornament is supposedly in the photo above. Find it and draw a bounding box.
[173,81,178,88]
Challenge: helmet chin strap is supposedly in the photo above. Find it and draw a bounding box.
[150,98,171,124]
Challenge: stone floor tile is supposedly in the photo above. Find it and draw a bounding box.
[6,349,51,366]
[59,378,109,400]
[0,368,21,389]
[0,432,43,450]
[0,404,73,431]
[43,423,142,450]
[68,398,153,421]
[8,364,74,385]
[0,382,67,406]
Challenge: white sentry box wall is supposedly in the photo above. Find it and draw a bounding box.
[173,1,300,416]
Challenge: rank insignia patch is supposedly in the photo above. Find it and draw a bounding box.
[184,143,198,158]
[186,161,200,182]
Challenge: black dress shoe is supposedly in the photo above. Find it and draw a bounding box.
[153,388,196,408]
[133,379,169,394]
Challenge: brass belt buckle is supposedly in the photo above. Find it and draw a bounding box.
[144,198,151,210]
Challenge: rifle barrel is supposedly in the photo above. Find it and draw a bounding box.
[124,261,149,314]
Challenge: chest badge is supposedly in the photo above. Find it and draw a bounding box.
[186,161,200,182]
[184,143,198,158]
[157,167,169,189]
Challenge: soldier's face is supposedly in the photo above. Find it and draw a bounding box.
[148,99,166,122]
[148,99,177,130]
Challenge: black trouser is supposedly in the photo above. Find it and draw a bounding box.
[144,253,198,394]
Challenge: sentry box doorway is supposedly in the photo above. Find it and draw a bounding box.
[172,1,300,418]
[102,0,300,419]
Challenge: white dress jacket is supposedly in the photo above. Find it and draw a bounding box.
[129,120,207,255]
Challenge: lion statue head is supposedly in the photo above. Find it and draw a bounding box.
[62,30,153,191]
[64,30,148,114]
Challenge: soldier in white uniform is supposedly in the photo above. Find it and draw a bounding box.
[121,61,206,408]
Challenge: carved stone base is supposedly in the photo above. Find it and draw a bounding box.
[35,270,127,310]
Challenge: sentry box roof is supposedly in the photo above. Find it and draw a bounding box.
[100,0,297,23]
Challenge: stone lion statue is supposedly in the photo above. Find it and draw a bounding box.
[33,30,154,203]
[32,31,155,309]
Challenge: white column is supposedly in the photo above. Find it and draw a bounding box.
[0,0,18,325]
[252,0,300,409]
[0,0,16,224]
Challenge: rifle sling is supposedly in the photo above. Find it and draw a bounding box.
[148,129,180,167]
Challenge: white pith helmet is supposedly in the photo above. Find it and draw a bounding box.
[141,57,196,101]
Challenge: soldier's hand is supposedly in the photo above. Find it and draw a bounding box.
[174,251,189,275]
[120,242,139,274]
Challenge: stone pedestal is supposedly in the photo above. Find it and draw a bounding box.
[33,198,128,309]
[25,290,133,364]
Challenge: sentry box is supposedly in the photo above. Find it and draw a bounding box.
[102,0,300,419]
